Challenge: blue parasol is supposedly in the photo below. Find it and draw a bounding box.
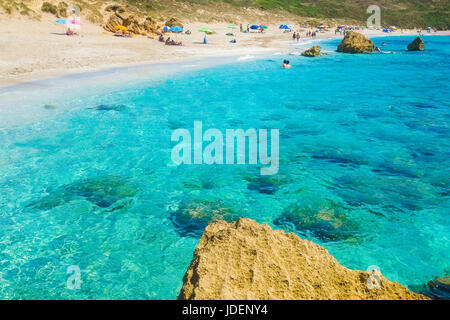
[169,26,183,33]
[55,19,70,25]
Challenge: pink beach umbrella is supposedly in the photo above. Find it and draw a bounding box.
[70,19,82,25]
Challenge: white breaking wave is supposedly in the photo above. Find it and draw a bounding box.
[237,54,255,61]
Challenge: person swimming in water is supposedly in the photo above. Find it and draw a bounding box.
[375,46,381,52]
[282,60,291,68]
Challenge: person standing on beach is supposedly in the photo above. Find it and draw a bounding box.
[246,24,249,32]
[293,32,296,40]
[240,24,243,32]
[296,32,300,42]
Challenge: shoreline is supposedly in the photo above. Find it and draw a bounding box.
[1,16,448,88]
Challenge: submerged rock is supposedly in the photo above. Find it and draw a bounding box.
[337,31,374,53]
[27,175,137,213]
[178,218,427,300]
[274,199,359,242]
[90,104,127,112]
[301,45,323,57]
[407,37,425,51]
[423,275,450,299]
[169,199,237,237]
[247,182,277,194]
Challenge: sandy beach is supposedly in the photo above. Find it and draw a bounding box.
[1,14,449,87]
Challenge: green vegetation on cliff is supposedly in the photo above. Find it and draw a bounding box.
[165,0,450,29]
[1,0,448,29]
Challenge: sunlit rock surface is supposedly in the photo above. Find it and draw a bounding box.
[179,218,428,300]
[337,31,374,53]
[302,45,323,57]
[407,37,425,51]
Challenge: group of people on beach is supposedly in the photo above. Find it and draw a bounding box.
[159,35,183,46]
[306,30,317,37]
[240,24,251,33]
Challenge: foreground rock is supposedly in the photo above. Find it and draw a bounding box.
[337,31,374,53]
[179,218,428,300]
[407,37,425,51]
[301,45,323,57]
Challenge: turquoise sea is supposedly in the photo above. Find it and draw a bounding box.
[0,35,449,299]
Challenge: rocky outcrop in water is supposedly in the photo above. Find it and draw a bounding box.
[407,37,425,51]
[179,218,428,300]
[337,31,374,53]
[302,45,323,57]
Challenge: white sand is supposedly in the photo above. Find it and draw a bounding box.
[1,14,448,87]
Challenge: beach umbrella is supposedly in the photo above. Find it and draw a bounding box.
[228,24,238,37]
[115,25,128,31]
[55,18,70,25]
[168,26,183,41]
[250,25,259,30]
[198,27,213,34]
[70,19,82,25]
[199,28,213,44]
[169,26,183,33]
[260,25,268,29]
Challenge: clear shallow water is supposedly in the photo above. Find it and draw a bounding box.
[0,35,449,299]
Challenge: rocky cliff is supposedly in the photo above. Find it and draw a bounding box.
[179,218,428,300]
[103,5,161,36]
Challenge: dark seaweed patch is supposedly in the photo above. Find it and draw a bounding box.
[311,153,365,168]
[247,182,277,195]
[89,104,127,112]
[372,164,419,178]
[414,103,437,109]
[421,276,450,300]
[169,199,237,237]
[274,201,360,243]
[27,175,137,213]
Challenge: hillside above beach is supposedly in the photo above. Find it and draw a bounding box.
[0,0,449,29]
